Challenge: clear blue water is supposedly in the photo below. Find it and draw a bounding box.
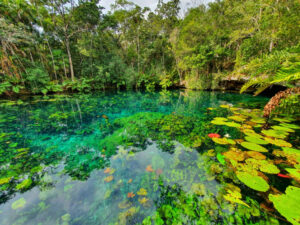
[1,90,293,225]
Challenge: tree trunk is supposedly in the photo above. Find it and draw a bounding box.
[65,38,75,82]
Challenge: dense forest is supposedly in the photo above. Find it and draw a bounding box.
[0,0,299,95]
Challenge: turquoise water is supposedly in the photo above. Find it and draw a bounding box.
[0,90,297,225]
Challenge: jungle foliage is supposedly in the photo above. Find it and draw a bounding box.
[0,0,299,95]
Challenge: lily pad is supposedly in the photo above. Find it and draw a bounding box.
[236,171,269,192]
[250,117,266,124]
[242,129,264,139]
[12,198,26,210]
[272,126,295,133]
[262,129,288,139]
[269,186,300,225]
[245,136,268,145]
[223,149,245,161]
[228,115,246,122]
[286,168,300,182]
[240,142,268,152]
[264,137,292,147]
[246,151,266,160]
[212,138,236,145]
[224,122,241,128]
[224,189,250,208]
[281,123,300,130]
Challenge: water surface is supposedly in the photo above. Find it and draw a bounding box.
[0,90,296,224]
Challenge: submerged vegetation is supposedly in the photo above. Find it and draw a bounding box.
[0,91,299,224]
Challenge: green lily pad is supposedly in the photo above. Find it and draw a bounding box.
[212,138,236,145]
[250,117,266,124]
[264,137,292,147]
[224,189,250,208]
[281,123,300,130]
[236,171,269,192]
[242,129,264,139]
[269,186,300,225]
[12,198,26,210]
[259,161,280,174]
[273,118,293,123]
[245,136,268,145]
[240,142,268,152]
[224,122,241,128]
[272,126,295,133]
[211,117,228,125]
[228,115,246,122]
[262,129,288,139]
[286,168,300,182]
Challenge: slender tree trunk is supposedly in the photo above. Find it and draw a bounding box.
[65,38,75,82]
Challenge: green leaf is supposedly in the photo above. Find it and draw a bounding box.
[262,129,288,139]
[269,186,300,225]
[240,142,268,152]
[236,171,269,192]
[245,136,268,145]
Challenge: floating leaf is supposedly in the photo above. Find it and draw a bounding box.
[246,151,266,160]
[262,129,288,139]
[127,192,135,198]
[272,126,294,133]
[269,186,300,225]
[245,136,268,145]
[236,171,269,192]
[12,198,26,210]
[242,129,264,139]
[146,165,154,172]
[104,176,114,183]
[223,149,245,161]
[273,118,293,123]
[228,115,246,122]
[250,117,265,124]
[240,142,268,152]
[137,188,147,196]
[286,168,300,182]
[259,161,280,174]
[264,137,292,147]
[281,123,300,130]
[224,189,250,208]
[224,122,241,128]
[16,178,32,190]
[212,138,236,145]
[211,117,228,125]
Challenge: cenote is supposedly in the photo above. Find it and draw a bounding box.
[0,90,299,225]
